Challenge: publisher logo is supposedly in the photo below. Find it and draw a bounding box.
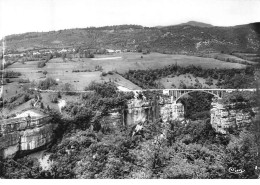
[228,167,245,174]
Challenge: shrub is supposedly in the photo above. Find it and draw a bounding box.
[61,83,74,95]
[49,93,59,103]
[107,71,113,75]
[84,81,117,98]
[95,65,103,71]
[179,81,187,89]
[86,53,95,58]
[37,61,46,68]
[38,77,57,90]
[43,70,48,75]
[18,79,30,83]
[101,72,107,76]
[0,71,21,78]
[205,77,213,86]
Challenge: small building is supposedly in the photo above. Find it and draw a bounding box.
[58,48,67,53]
[33,51,41,56]
[106,49,115,54]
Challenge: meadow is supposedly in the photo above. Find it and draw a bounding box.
[82,52,247,73]
[3,52,248,98]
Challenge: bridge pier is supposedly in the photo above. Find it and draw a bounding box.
[171,100,185,121]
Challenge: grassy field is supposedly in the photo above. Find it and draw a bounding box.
[202,53,256,65]
[80,52,248,73]
[2,52,248,99]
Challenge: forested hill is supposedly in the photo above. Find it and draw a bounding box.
[4,22,260,54]
[173,21,214,28]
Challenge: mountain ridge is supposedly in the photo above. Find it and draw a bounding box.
[156,21,214,28]
[3,22,260,54]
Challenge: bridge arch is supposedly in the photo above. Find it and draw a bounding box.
[173,89,222,103]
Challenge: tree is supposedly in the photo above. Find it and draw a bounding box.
[61,53,66,62]
[179,81,187,89]
[37,61,46,68]
[46,53,53,61]
[43,70,48,76]
[49,93,59,103]
[0,157,43,179]
[205,77,213,86]
[224,130,258,178]
[40,102,44,109]
[61,83,74,95]
[85,81,117,98]
[37,77,57,90]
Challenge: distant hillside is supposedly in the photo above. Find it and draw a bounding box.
[3,22,260,54]
[177,21,213,28]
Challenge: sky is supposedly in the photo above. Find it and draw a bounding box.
[0,0,260,37]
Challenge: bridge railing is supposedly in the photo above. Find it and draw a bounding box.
[118,88,257,92]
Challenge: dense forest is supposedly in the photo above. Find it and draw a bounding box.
[0,82,259,179]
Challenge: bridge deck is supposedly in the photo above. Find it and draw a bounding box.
[23,88,257,93]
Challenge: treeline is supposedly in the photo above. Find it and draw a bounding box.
[122,64,257,89]
[0,71,21,78]
[37,53,53,68]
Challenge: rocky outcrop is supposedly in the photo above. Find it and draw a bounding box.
[210,101,257,134]
[122,93,184,126]
[20,124,53,151]
[0,111,55,159]
[123,97,158,125]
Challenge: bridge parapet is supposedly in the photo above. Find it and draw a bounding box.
[120,89,256,102]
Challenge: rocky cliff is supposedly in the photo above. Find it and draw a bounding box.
[210,101,257,134]
[0,112,55,159]
[122,92,184,126]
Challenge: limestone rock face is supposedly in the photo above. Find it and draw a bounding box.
[101,111,122,128]
[123,94,184,125]
[160,104,173,123]
[210,102,256,134]
[0,110,54,159]
[20,124,54,151]
[0,132,20,158]
[125,98,151,125]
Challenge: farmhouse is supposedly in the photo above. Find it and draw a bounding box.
[59,48,68,53]
[106,49,115,53]
[33,51,41,56]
